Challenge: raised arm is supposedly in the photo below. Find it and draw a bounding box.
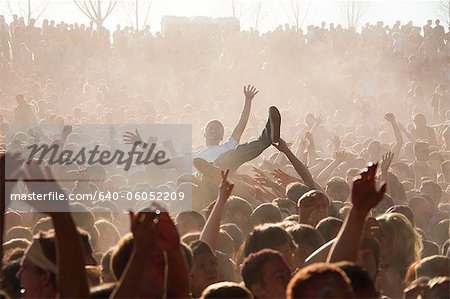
[273,139,319,191]
[23,162,89,299]
[315,151,347,186]
[230,85,258,143]
[385,113,403,158]
[328,163,386,263]
[200,169,234,251]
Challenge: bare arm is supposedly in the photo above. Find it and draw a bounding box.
[23,163,89,299]
[230,85,258,143]
[52,213,90,298]
[385,113,403,159]
[200,170,234,251]
[316,151,346,186]
[273,139,317,190]
[328,163,386,263]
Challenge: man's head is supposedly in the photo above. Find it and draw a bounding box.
[251,203,282,227]
[335,262,379,299]
[223,196,253,231]
[111,233,167,298]
[286,224,324,269]
[413,113,427,127]
[287,263,354,299]
[175,210,206,237]
[420,180,442,207]
[204,120,225,145]
[286,182,310,203]
[190,241,219,298]
[200,282,252,299]
[298,190,330,226]
[413,141,430,162]
[18,232,58,299]
[242,249,291,299]
[325,177,350,202]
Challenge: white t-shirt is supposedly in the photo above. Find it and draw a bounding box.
[193,137,238,162]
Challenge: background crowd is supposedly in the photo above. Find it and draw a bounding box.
[1,12,450,299]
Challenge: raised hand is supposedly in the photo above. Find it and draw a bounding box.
[334,150,347,163]
[155,211,181,251]
[243,85,259,101]
[332,135,341,150]
[384,113,395,123]
[314,114,326,126]
[123,129,143,145]
[219,169,234,201]
[380,151,394,174]
[129,210,158,251]
[272,138,290,153]
[351,163,386,213]
[272,168,298,186]
[253,167,276,188]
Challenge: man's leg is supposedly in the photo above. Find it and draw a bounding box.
[214,106,281,172]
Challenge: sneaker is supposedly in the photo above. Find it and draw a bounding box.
[269,106,281,143]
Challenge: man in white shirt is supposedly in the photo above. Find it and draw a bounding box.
[123,85,281,173]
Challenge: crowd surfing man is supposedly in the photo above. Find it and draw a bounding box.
[1,16,450,299]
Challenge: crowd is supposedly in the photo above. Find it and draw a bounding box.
[1,11,450,299]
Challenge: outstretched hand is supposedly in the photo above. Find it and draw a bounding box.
[219,169,234,201]
[129,210,158,251]
[123,129,143,145]
[244,85,259,101]
[351,163,386,214]
[384,113,396,123]
[272,138,290,153]
[380,151,394,174]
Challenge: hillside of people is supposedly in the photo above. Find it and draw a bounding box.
[1,12,450,299]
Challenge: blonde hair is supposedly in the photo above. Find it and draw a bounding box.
[377,213,423,277]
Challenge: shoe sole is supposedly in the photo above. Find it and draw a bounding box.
[269,106,281,143]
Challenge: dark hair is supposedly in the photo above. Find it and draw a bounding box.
[111,233,134,281]
[286,224,325,249]
[421,240,440,259]
[242,249,285,288]
[225,196,253,218]
[287,263,352,299]
[315,217,343,242]
[1,260,21,299]
[176,210,206,230]
[243,224,295,258]
[5,226,33,242]
[335,261,379,299]
[415,255,450,280]
[326,177,350,202]
[201,282,252,299]
[386,205,415,226]
[191,240,215,258]
[251,203,282,226]
[286,182,310,203]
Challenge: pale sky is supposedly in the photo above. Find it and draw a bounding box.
[0,0,442,32]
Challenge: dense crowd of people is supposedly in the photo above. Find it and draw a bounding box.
[0,11,450,299]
